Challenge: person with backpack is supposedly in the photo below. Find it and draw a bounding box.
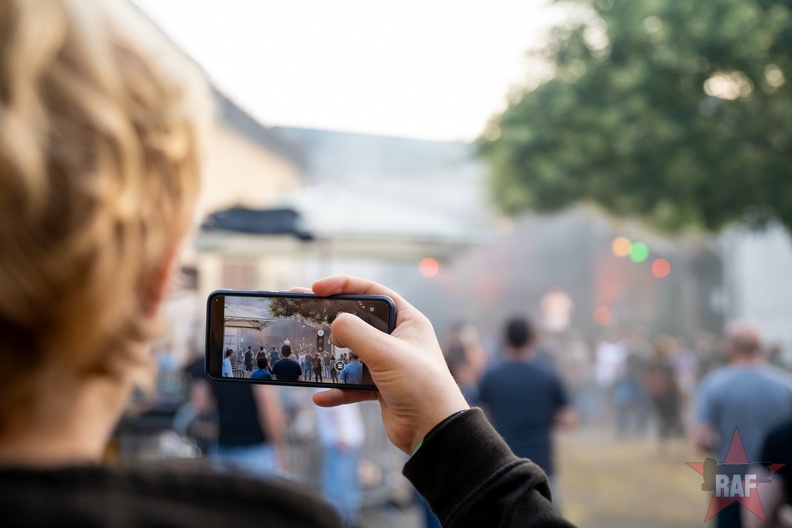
[312,353,324,383]
[244,345,254,374]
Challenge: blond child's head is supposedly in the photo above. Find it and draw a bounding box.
[0,0,211,436]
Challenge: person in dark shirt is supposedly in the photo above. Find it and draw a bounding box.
[255,345,267,363]
[271,346,303,381]
[743,416,792,528]
[312,353,324,383]
[243,345,254,373]
[185,356,285,477]
[477,316,577,486]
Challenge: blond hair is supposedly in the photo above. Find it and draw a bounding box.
[0,0,211,434]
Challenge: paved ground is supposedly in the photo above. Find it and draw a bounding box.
[356,425,720,528]
[555,427,717,528]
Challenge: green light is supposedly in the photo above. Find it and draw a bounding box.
[629,242,649,263]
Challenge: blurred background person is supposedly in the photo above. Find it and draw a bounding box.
[593,334,629,425]
[644,335,686,455]
[185,354,287,478]
[670,337,698,420]
[314,396,365,528]
[693,320,792,528]
[443,321,487,404]
[743,414,792,528]
[694,331,723,383]
[554,333,597,427]
[610,347,650,439]
[477,315,577,503]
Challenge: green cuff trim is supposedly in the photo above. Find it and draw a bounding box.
[409,409,470,458]
[410,438,424,457]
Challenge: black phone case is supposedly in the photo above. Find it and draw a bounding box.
[205,290,396,391]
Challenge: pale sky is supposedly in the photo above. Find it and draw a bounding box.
[133,0,561,141]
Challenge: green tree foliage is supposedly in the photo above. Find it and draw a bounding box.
[269,297,331,326]
[268,297,367,327]
[478,0,792,233]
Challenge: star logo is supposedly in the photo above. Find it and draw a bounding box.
[687,429,785,522]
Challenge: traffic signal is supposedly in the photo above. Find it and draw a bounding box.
[317,329,325,352]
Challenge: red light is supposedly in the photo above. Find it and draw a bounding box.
[652,258,671,278]
[593,306,612,326]
[419,257,439,278]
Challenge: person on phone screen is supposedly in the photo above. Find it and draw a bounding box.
[222,349,234,378]
[312,353,324,383]
[322,351,331,379]
[301,350,313,381]
[243,345,253,373]
[338,352,363,385]
[255,345,267,364]
[271,346,303,381]
[252,357,273,381]
[0,1,574,526]
[328,353,339,384]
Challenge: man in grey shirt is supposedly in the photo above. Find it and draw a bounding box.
[693,320,792,528]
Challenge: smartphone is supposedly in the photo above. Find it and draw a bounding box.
[206,290,396,390]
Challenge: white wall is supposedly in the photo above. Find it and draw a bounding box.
[726,224,792,361]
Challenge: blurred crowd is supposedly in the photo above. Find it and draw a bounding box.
[441,318,792,528]
[115,315,792,528]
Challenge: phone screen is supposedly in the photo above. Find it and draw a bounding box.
[205,291,396,390]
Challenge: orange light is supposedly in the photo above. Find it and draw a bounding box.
[652,258,671,278]
[611,236,632,258]
[593,306,612,326]
[419,257,440,278]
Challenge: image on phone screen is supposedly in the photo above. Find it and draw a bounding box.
[206,291,396,390]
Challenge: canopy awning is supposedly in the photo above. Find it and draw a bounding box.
[224,304,275,332]
[196,188,492,262]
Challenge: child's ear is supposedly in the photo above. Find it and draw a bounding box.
[144,247,180,316]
